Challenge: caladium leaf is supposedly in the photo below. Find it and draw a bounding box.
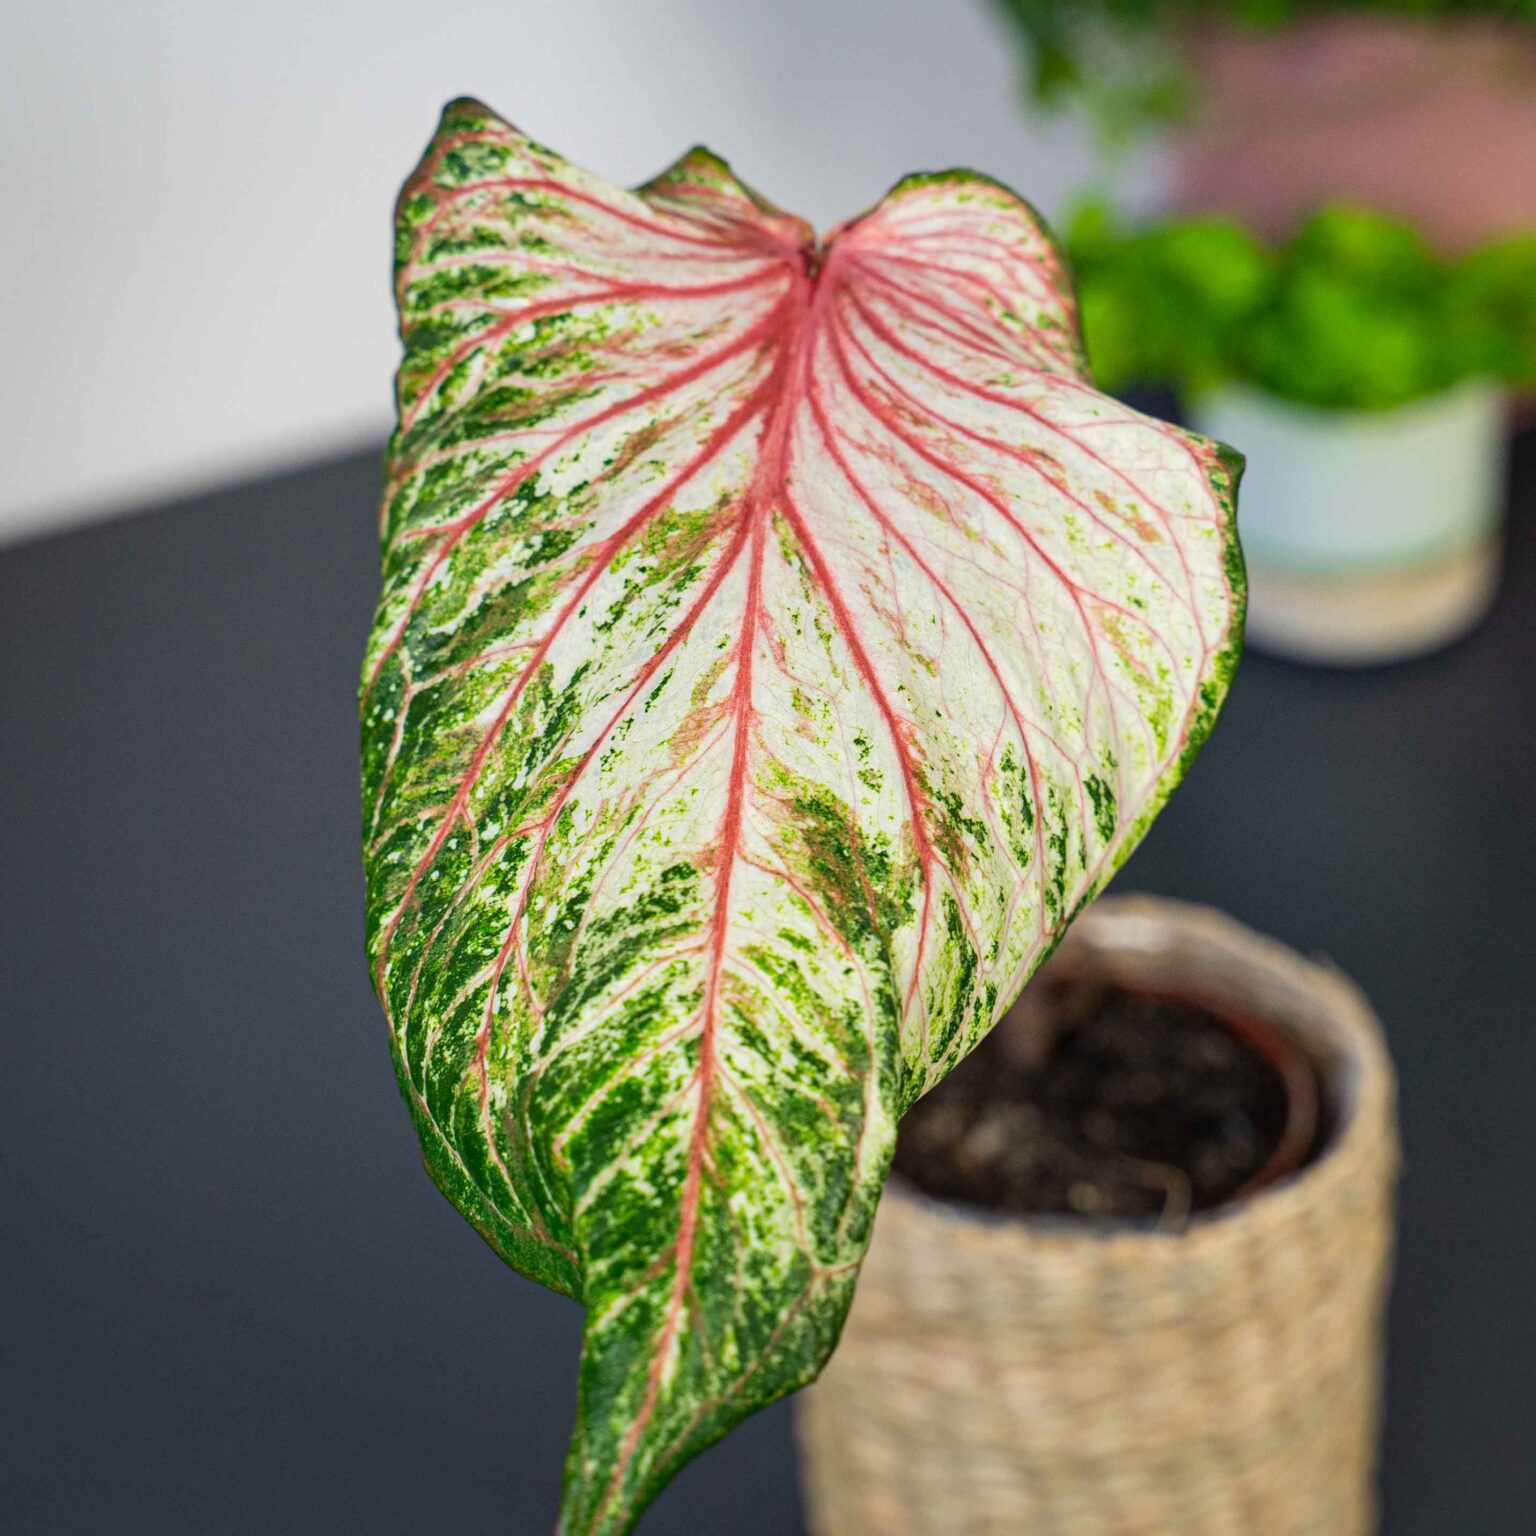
[362,97,1243,1535]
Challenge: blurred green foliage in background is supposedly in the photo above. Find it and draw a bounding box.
[1067,203,1536,408]
[991,0,1536,138]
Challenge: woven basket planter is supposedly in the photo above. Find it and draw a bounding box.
[797,895,1398,1536]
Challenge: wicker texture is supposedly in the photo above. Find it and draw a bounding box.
[797,896,1398,1536]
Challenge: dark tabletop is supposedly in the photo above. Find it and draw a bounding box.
[3,432,1532,1535]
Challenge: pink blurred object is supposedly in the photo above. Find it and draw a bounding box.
[1174,17,1536,251]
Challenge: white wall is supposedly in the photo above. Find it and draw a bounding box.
[3,0,1159,544]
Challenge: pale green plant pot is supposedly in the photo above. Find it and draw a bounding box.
[1190,381,1504,665]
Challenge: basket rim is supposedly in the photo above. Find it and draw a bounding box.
[886,892,1396,1245]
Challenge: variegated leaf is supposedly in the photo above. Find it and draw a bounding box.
[362,98,1243,1534]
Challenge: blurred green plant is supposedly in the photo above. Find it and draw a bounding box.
[1067,202,1536,408]
[989,0,1536,141]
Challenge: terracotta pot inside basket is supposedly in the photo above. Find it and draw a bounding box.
[894,974,1323,1229]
